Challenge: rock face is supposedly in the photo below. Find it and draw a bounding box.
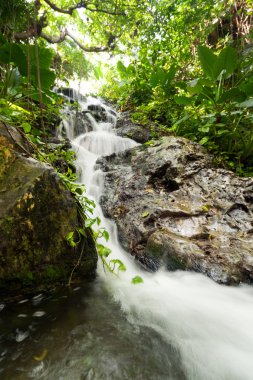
[0,122,97,297]
[116,112,151,143]
[98,136,253,284]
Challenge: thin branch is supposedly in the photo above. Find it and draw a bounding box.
[85,5,126,16]
[15,26,110,52]
[43,0,126,16]
[41,29,109,52]
[67,30,109,51]
[40,29,68,43]
[43,0,80,15]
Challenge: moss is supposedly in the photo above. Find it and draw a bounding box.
[18,271,34,286]
[42,266,67,282]
[0,160,97,299]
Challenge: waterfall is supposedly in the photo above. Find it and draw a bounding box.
[63,97,253,380]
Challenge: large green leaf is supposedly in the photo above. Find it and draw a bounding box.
[150,67,166,87]
[19,45,54,73]
[6,67,21,90]
[198,45,217,80]
[150,66,176,89]
[218,87,245,103]
[31,68,56,90]
[94,66,103,80]
[29,90,56,105]
[0,43,26,69]
[174,95,194,105]
[117,61,128,79]
[239,78,253,96]
[214,46,238,80]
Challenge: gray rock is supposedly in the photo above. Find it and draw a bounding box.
[116,112,151,143]
[98,136,253,284]
[0,122,97,297]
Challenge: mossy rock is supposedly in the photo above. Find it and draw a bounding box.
[0,122,97,298]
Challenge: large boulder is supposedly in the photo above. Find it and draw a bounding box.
[98,136,253,284]
[0,122,97,297]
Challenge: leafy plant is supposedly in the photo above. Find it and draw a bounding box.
[174,44,253,170]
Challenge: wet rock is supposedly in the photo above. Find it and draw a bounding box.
[0,122,97,297]
[98,136,253,284]
[60,110,93,139]
[116,112,151,143]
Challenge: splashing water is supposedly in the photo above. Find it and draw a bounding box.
[62,97,253,380]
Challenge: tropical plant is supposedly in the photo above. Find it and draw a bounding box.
[174,44,253,169]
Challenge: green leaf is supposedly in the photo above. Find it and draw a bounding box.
[117,61,128,79]
[214,46,238,80]
[199,136,209,145]
[94,66,103,80]
[6,67,21,90]
[78,228,86,237]
[218,87,245,103]
[97,244,111,257]
[0,43,26,68]
[31,69,56,90]
[28,90,55,105]
[66,231,74,240]
[198,45,217,80]
[110,259,126,271]
[131,276,144,285]
[20,123,32,133]
[174,95,194,105]
[75,187,83,195]
[141,210,149,218]
[102,230,110,242]
[66,231,77,247]
[20,45,54,72]
[217,129,229,135]
[239,79,253,96]
[198,125,210,133]
[85,218,96,228]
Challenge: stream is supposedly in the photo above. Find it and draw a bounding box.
[1,97,253,380]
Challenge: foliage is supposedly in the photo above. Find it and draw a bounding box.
[131,276,144,285]
[58,166,127,278]
[173,44,253,170]
[100,0,253,174]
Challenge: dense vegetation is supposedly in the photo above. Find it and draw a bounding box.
[100,0,253,174]
[0,0,253,177]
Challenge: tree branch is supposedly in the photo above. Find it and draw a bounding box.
[43,0,126,16]
[15,26,110,52]
[42,29,109,52]
[43,0,80,15]
[66,30,109,52]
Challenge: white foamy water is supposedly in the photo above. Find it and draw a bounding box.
[63,97,253,380]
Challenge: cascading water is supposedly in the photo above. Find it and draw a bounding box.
[1,97,253,380]
[62,97,253,380]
